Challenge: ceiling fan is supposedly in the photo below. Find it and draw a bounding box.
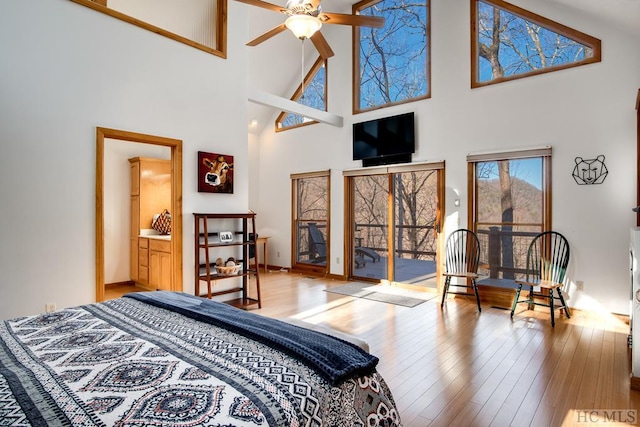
[234,0,385,59]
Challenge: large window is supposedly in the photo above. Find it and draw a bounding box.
[276,57,327,132]
[468,148,551,281]
[471,0,601,87]
[291,170,330,274]
[353,0,430,113]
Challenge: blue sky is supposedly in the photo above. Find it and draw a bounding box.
[478,158,543,190]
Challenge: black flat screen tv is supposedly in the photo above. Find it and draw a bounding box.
[353,112,415,166]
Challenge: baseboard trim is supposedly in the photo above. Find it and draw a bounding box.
[105,280,135,288]
[632,375,640,391]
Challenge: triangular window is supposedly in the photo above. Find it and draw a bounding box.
[276,57,327,132]
[472,0,601,87]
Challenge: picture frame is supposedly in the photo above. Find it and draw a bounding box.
[198,151,234,193]
[219,231,234,243]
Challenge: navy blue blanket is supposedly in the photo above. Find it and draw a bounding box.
[125,291,378,385]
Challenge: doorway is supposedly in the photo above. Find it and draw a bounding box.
[345,163,444,288]
[95,127,183,302]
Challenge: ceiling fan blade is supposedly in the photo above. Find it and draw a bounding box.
[247,23,288,46]
[233,0,288,14]
[320,12,385,28]
[310,32,335,59]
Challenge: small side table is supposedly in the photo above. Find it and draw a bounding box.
[256,236,270,273]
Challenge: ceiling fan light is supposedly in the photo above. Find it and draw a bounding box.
[285,15,322,39]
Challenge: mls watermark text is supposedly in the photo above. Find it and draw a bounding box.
[575,409,638,424]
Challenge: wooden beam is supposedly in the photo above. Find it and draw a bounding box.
[248,88,343,128]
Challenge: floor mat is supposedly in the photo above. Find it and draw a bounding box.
[324,282,438,308]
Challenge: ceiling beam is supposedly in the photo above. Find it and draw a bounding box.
[248,88,343,127]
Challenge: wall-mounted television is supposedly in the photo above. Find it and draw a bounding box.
[353,112,415,167]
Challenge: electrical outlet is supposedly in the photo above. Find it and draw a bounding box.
[45,303,56,313]
[336,257,340,264]
[277,251,281,258]
[576,281,584,291]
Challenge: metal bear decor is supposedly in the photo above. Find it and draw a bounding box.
[572,155,608,185]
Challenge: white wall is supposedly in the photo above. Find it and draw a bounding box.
[0,0,249,319]
[253,0,640,314]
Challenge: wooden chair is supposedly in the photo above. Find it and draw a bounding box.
[441,229,482,312]
[510,231,571,327]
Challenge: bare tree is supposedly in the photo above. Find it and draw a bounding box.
[358,0,428,109]
[395,171,437,260]
[477,2,592,80]
[498,161,514,278]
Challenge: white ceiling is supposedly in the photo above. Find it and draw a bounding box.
[244,0,640,133]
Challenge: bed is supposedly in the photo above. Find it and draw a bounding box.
[0,291,401,426]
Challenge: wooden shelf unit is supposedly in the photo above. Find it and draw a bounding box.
[193,213,261,309]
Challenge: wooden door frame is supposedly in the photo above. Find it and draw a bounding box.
[95,127,183,302]
[289,170,331,276]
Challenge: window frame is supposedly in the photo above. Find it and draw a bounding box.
[352,0,431,114]
[471,0,601,88]
[275,57,328,132]
[467,147,552,280]
[290,170,331,275]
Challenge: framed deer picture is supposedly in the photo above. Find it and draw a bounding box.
[198,151,234,194]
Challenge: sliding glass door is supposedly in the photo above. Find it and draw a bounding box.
[352,173,390,280]
[346,163,443,288]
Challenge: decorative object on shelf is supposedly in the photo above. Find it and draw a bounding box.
[219,231,234,243]
[215,263,241,275]
[151,209,172,235]
[572,155,608,185]
[198,151,234,194]
[216,257,241,275]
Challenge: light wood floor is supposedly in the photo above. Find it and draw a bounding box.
[106,273,640,427]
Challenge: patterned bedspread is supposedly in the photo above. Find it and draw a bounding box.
[0,293,401,426]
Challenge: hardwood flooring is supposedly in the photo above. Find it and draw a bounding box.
[106,272,640,427]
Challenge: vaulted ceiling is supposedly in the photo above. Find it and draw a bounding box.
[244,0,640,134]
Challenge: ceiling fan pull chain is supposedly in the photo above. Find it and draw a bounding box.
[301,38,305,99]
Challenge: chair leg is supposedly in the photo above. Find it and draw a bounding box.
[510,284,522,318]
[549,289,555,327]
[441,277,451,308]
[557,288,571,318]
[472,280,481,312]
[527,286,534,311]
